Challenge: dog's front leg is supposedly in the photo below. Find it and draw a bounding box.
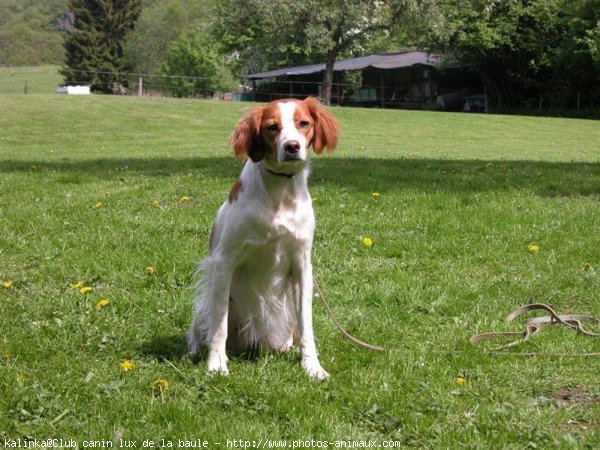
[205,259,233,375]
[293,251,330,380]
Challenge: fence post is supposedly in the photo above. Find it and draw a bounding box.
[484,86,489,113]
[538,94,543,111]
[24,80,28,94]
[138,77,143,96]
[577,92,581,111]
[379,71,385,108]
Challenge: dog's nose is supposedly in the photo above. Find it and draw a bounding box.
[284,140,300,154]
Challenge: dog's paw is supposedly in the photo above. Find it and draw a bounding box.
[207,366,230,376]
[302,358,330,381]
[277,342,294,353]
[207,352,229,376]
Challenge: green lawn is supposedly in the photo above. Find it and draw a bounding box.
[0,66,63,95]
[1,90,600,447]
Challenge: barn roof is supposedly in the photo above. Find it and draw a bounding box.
[243,51,441,80]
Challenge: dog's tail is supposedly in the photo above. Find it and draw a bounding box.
[187,257,214,354]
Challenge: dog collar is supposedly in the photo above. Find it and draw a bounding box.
[264,167,295,179]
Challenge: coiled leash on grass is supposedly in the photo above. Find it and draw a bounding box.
[314,280,385,352]
[314,288,599,356]
[470,303,600,356]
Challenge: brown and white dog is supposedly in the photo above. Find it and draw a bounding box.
[188,97,339,380]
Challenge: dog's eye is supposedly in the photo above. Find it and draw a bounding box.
[267,124,279,132]
[299,120,310,129]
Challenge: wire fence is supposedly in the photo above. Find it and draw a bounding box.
[3,67,445,107]
[3,66,598,115]
[0,66,225,98]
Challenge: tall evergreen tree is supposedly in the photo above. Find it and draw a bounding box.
[61,0,141,93]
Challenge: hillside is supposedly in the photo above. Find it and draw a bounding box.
[0,0,67,66]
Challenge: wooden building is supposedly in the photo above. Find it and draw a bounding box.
[241,50,482,110]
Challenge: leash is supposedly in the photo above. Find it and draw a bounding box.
[314,280,385,352]
[313,285,600,356]
[470,303,600,355]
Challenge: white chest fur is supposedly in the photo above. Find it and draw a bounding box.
[270,198,313,242]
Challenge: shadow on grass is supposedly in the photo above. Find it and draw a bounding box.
[141,334,189,361]
[140,333,262,363]
[0,157,241,180]
[2,156,600,197]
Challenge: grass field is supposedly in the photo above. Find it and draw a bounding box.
[2,87,600,448]
[0,66,63,95]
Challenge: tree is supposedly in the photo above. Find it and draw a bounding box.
[427,0,560,107]
[585,22,600,66]
[216,0,421,105]
[426,0,600,109]
[61,0,141,93]
[159,28,234,97]
[122,0,215,75]
[548,0,600,107]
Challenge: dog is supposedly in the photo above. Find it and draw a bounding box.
[188,97,339,380]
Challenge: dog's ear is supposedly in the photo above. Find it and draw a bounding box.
[304,97,339,154]
[230,107,265,162]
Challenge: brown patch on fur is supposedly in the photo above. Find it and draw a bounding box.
[230,108,265,162]
[228,178,243,203]
[259,102,284,157]
[293,101,315,145]
[303,97,339,154]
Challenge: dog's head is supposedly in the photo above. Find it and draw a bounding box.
[230,97,339,172]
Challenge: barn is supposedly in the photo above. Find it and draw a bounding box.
[240,50,483,111]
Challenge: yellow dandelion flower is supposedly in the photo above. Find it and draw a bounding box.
[146,266,156,275]
[2,281,14,289]
[153,379,169,392]
[456,376,466,385]
[79,286,93,294]
[93,202,103,209]
[95,299,110,309]
[16,374,29,383]
[72,281,85,289]
[151,200,160,208]
[179,196,189,203]
[372,192,380,198]
[119,360,136,372]
[2,350,9,359]
[528,244,540,252]
[362,237,373,248]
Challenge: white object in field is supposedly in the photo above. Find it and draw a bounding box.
[55,86,91,95]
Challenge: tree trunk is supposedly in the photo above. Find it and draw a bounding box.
[321,49,337,106]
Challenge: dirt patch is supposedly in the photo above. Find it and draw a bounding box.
[559,419,598,432]
[553,386,599,408]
